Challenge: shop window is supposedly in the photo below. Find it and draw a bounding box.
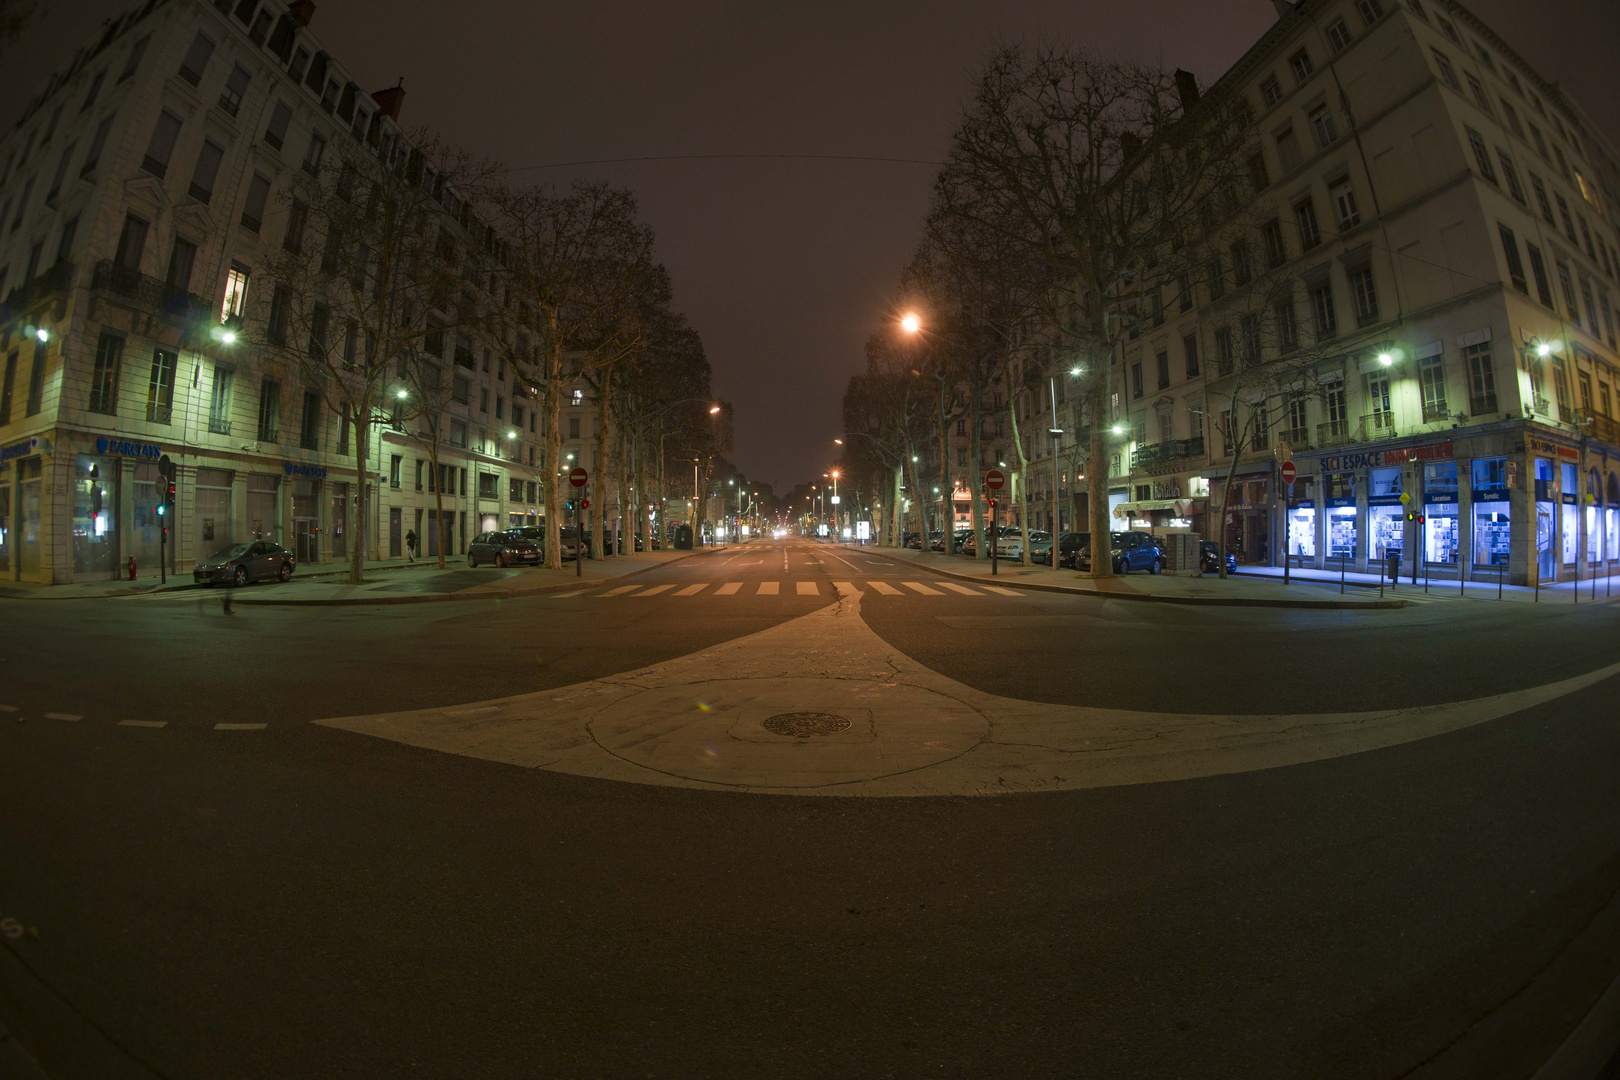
[478,472,497,499]
[88,332,122,414]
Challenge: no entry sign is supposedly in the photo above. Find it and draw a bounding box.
[984,469,1005,491]
[1279,460,1296,486]
[569,466,589,488]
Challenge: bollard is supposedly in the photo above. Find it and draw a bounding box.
[128,556,137,581]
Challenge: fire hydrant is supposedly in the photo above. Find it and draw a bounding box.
[127,556,137,581]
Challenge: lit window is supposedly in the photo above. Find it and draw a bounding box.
[221,264,250,321]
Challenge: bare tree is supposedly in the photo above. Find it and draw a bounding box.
[937,44,1255,577]
[252,130,496,583]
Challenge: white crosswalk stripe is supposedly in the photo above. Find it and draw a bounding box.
[902,582,943,596]
[674,584,706,596]
[635,584,676,597]
[586,577,1032,599]
[868,581,903,595]
[757,581,780,595]
[796,581,819,595]
[715,582,743,595]
[833,581,859,596]
[600,585,640,596]
[935,582,983,596]
[980,585,1020,596]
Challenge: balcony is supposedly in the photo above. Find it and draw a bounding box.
[299,432,319,451]
[1471,395,1498,417]
[207,416,232,436]
[1356,411,1396,441]
[1277,426,1310,451]
[1317,420,1349,447]
[90,260,211,326]
[146,402,173,424]
[1130,435,1205,473]
[1575,409,1620,447]
[1422,401,1451,423]
[0,259,75,320]
[1531,395,1551,416]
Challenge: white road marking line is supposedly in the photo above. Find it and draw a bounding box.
[214,723,267,731]
[819,551,863,572]
[902,582,944,596]
[980,585,1020,596]
[117,720,167,728]
[935,582,984,595]
[833,581,860,596]
[796,581,819,595]
[443,705,499,717]
[674,584,707,596]
[757,581,780,595]
[868,581,903,595]
[550,590,589,598]
[45,713,82,722]
[599,585,641,596]
[715,582,743,595]
[635,584,676,596]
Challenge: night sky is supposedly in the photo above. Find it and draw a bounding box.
[5,0,1617,491]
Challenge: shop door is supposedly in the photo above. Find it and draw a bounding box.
[388,507,402,557]
[0,480,9,574]
[294,518,317,564]
[73,455,119,578]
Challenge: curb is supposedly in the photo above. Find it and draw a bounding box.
[226,546,725,607]
[843,546,1407,610]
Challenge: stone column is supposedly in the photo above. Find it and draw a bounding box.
[1457,457,1473,583]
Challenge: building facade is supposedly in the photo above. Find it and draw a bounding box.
[0,0,599,583]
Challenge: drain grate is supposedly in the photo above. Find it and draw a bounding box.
[762,712,851,738]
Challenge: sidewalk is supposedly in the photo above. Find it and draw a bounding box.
[1239,562,1620,605]
[843,544,1406,609]
[0,546,727,605]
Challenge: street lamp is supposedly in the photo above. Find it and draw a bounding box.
[900,312,921,334]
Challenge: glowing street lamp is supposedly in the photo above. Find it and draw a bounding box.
[900,312,921,334]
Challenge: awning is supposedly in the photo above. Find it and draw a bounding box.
[1111,499,1181,518]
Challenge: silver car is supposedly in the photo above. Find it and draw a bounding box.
[193,541,296,586]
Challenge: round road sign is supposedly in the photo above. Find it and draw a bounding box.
[984,469,1005,492]
[569,466,589,488]
[1279,460,1296,486]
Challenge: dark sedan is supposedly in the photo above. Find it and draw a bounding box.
[1201,541,1238,575]
[193,541,295,586]
[467,530,542,567]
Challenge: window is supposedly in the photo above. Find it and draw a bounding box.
[1246,151,1269,192]
[25,337,46,416]
[55,214,77,263]
[1221,409,1235,454]
[1526,244,1554,307]
[1465,341,1496,413]
[1262,220,1286,266]
[208,366,234,433]
[178,30,215,86]
[1350,267,1379,325]
[1309,104,1337,147]
[283,199,307,253]
[166,237,196,293]
[1325,18,1353,51]
[568,416,581,439]
[257,378,281,441]
[1325,384,1347,435]
[1364,371,1392,418]
[390,455,402,488]
[1131,362,1143,399]
[1230,240,1252,286]
[146,348,177,423]
[1555,194,1576,243]
[1294,198,1322,250]
[496,396,505,419]
[302,130,326,176]
[221,264,250,321]
[1215,327,1234,375]
[7,177,31,234]
[264,100,292,150]
[1529,124,1548,159]
[81,70,106,112]
[44,141,74,205]
[1178,273,1192,312]
[1207,254,1225,300]
[308,304,329,357]
[88,332,122,414]
[571,388,583,406]
[141,109,182,178]
[478,472,497,499]
[1465,127,1496,182]
[267,284,291,345]
[1355,0,1383,22]
[241,172,270,232]
[1498,225,1527,293]
[1552,359,1571,417]
[1250,402,1268,451]
[1579,215,1595,260]
[1275,126,1302,172]
[1276,297,1298,351]
[450,419,467,448]
[1557,262,1578,319]
[1312,280,1337,339]
[1465,73,1493,115]
[1155,349,1169,390]
[1183,333,1200,378]
[1496,151,1524,203]
[80,113,115,176]
[1260,75,1283,107]
[0,352,14,426]
[1289,49,1313,83]
[118,34,150,81]
[1580,278,1598,335]
[1330,177,1360,229]
[1419,352,1446,417]
[1436,15,1460,42]
[1500,99,1523,137]
[114,213,148,270]
[479,387,488,412]
[288,47,310,83]
[452,376,470,405]
[188,139,224,203]
[1240,315,1261,362]
[1432,49,1459,89]
[1530,174,1554,222]
[219,64,251,116]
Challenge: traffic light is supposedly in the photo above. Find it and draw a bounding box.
[565,500,574,510]
[1417,514,1425,525]
[155,501,165,517]
[1405,511,1414,522]
[582,499,590,510]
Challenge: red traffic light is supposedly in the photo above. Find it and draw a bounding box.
[1417,514,1426,525]
[582,499,590,510]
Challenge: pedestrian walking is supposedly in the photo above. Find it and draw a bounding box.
[405,528,418,562]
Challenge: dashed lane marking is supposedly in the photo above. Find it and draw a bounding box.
[902,582,944,596]
[868,581,903,596]
[757,581,780,595]
[833,581,859,596]
[599,585,641,596]
[715,582,743,595]
[117,720,167,728]
[214,723,267,731]
[44,713,82,722]
[674,584,707,596]
[796,581,820,596]
[935,582,984,595]
[635,584,676,597]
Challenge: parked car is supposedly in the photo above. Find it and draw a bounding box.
[1076,531,1166,574]
[559,525,590,560]
[1057,532,1088,568]
[193,541,295,586]
[993,527,1023,558]
[467,530,542,568]
[958,529,978,557]
[1025,531,1055,562]
[1201,541,1238,575]
[928,530,947,551]
[903,530,922,549]
[952,529,974,554]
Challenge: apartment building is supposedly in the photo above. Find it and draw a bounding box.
[1000,0,1620,585]
[0,0,587,583]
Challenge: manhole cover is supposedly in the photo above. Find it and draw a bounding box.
[762,712,851,738]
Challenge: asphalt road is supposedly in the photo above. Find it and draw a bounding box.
[2,540,1619,1079]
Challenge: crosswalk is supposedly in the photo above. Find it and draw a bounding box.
[571,579,1021,600]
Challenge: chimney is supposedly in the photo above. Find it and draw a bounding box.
[372,79,405,121]
[287,0,315,26]
[1174,69,1200,113]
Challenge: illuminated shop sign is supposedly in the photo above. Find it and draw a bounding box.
[95,436,164,459]
[1318,441,1451,473]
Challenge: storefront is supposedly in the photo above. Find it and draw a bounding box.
[247,473,280,542]
[1325,473,1356,566]
[1423,462,1460,568]
[1471,458,1511,571]
[195,467,233,564]
[73,454,120,579]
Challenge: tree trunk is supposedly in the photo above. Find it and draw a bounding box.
[1003,356,1031,567]
[351,408,371,584]
[429,437,446,569]
[1086,347,1114,579]
[1216,407,1245,579]
[969,395,985,559]
[591,369,610,559]
[615,404,630,557]
[936,386,952,550]
[890,466,902,547]
[542,312,563,571]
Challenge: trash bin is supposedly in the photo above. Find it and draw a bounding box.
[673,524,693,550]
[1386,550,1401,582]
